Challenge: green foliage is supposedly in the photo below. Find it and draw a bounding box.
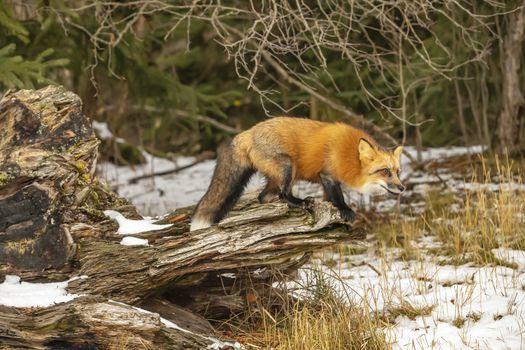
[0,1,522,154]
[0,6,29,43]
[0,2,70,89]
[0,43,68,89]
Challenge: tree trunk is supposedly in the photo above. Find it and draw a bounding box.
[0,296,225,349]
[0,86,362,348]
[0,86,103,274]
[496,5,525,154]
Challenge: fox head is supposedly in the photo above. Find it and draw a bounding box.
[356,139,405,196]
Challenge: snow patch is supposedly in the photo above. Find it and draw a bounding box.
[104,210,172,235]
[120,236,149,246]
[92,120,125,143]
[402,145,484,164]
[0,275,85,308]
[92,120,115,140]
[492,248,525,268]
[295,247,525,350]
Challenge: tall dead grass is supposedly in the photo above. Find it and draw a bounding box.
[380,155,525,266]
[258,271,389,350]
[227,269,389,350]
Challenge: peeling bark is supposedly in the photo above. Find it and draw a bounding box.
[67,197,361,303]
[0,86,98,274]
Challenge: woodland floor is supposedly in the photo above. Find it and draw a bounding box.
[95,121,525,349]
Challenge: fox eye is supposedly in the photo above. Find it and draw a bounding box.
[382,168,391,177]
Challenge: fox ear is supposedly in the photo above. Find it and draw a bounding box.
[393,145,403,159]
[358,138,376,163]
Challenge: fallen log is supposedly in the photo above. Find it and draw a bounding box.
[0,85,364,348]
[68,197,361,303]
[0,296,234,349]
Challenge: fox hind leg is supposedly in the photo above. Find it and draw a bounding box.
[258,178,280,203]
[275,157,313,208]
[251,149,311,208]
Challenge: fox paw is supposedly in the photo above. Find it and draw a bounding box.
[301,196,315,209]
[339,208,356,222]
[282,195,315,210]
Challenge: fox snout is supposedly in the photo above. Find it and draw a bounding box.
[358,178,405,196]
[385,182,405,195]
[355,139,405,197]
[383,172,405,195]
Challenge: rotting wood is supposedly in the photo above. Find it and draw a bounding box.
[0,296,221,349]
[0,85,133,280]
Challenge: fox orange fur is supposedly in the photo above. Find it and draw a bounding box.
[191,117,404,231]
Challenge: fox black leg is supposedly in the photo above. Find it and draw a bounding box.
[258,180,279,203]
[319,173,355,222]
[279,161,313,209]
[258,185,271,203]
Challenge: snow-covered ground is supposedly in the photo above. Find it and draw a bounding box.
[305,242,525,350]
[93,122,524,349]
[98,153,222,214]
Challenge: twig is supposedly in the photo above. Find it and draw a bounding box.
[97,104,241,134]
[128,152,214,184]
[365,262,382,276]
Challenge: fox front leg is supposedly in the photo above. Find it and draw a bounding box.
[319,173,356,223]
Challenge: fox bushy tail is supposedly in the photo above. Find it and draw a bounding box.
[190,141,254,231]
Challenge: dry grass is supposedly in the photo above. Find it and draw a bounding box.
[429,156,525,265]
[228,270,390,350]
[387,299,435,321]
[107,334,133,350]
[243,155,525,349]
[260,279,389,349]
[261,297,388,350]
[376,214,424,261]
[379,155,525,266]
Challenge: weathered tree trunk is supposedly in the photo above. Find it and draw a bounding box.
[0,86,102,274]
[0,296,225,349]
[496,5,525,154]
[0,86,361,348]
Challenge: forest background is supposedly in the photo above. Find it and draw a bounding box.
[1,0,524,161]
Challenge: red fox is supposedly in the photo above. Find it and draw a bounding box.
[190,117,404,231]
